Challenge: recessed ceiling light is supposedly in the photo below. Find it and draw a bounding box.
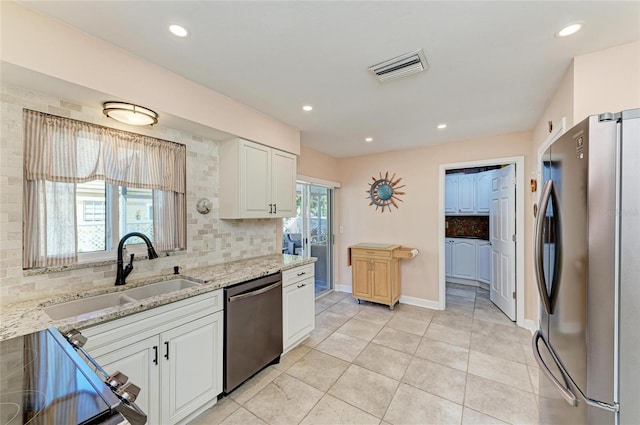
[437,123,447,129]
[169,24,189,38]
[365,137,373,143]
[302,105,313,112]
[555,22,583,38]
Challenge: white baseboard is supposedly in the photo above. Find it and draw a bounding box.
[523,319,538,334]
[399,295,442,311]
[334,284,352,293]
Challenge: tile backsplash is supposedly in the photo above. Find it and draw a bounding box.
[0,83,278,304]
[445,216,489,240]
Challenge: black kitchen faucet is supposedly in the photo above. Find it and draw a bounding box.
[115,232,159,286]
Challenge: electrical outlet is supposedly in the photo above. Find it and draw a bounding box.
[339,225,344,234]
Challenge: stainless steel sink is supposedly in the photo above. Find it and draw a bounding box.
[44,292,137,320]
[123,279,201,300]
[43,278,201,320]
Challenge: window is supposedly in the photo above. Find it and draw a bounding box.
[23,109,186,269]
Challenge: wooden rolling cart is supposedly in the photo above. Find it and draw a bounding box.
[347,243,419,310]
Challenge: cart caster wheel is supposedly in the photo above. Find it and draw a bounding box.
[356,299,361,304]
[389,305,395,311]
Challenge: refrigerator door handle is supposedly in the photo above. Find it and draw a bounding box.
[532,330,579,407]
[534,181,555,314]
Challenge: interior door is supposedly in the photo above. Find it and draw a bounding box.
[490,164,516,320]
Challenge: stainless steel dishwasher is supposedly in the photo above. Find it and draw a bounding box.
[224,272,282,393]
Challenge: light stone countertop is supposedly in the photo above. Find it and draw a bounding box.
[0,254,316,342]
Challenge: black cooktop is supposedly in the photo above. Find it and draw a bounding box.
[0,329,118,425]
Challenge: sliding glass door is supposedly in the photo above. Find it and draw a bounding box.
[283,183,333,297]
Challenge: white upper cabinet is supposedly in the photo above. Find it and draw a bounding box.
[445,170,494,215]
[219,138,297,219]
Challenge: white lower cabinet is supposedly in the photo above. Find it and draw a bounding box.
[84,289,223,425]
[445,238,491,284]
[476,241,491,284]
[282,264,315,353]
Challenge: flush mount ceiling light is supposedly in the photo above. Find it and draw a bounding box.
[437,123,447,129]
[103,102,158,126]
[365,137,373,143]
[555,22,583,38]
[169,24,189,38]
[302,105,313,112]
[369,49,429,83]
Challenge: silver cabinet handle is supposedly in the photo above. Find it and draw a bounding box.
[297,283,306,288]
[296,271,306,276]
[532,331,578,407]
[228,281,281,302]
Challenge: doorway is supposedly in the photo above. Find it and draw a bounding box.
[439,156,526,328]
[282,183,333,297]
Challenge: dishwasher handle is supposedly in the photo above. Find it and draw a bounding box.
[228,281,281,303]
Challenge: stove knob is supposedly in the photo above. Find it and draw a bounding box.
[117,382,141,403]
[106,371,129,389]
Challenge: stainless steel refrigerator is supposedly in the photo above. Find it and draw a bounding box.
[533,109,639,425]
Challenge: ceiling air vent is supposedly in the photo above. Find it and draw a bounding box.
[368,49,429,83]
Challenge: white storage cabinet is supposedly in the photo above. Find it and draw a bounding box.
[445,238,491,284]
[82,290,224,425]
[219,138,297,219]
[282,263,315,353]
[445,170,495,215]
[476,240,491,284]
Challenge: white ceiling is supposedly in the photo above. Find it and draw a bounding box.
[17,1,640,158]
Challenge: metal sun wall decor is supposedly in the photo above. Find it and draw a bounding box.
[367,171,406,213]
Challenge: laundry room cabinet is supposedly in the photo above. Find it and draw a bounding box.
[219,138,297,219]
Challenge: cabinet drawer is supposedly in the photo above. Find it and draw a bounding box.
[351,248,392,259]
[283,264,315,287]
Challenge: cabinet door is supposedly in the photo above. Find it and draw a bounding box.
[93,336,160,425]
[271,150,297,218]
[445,174,459,214]
[352,257,371,298]
[283,277,315,352]
[452,240,477,280]
[445,239,453,277]
[371,259,391,303]
[476,242,491,284]
[240,140,272,217]
[161,312,223,425]
[475,171,492,214]
[458,174,476,213]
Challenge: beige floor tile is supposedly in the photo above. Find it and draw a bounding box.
[354,342,412,380]
[336,317,384,341]
[328,364,399,418]
[322,291,350,303]
[447,294,476,308]
[188,397,241,425]
[302,325,333,348]
[286,349,350,392]
[402,356,467,404]
[316,332,368,362]
[244,374,323,425]
[355,306,394,326]
[384,383,463,425]
[471,318,527,344]
[425,323,471,348]
[464,374,539,425]
[528,365,539,395]
[372,327,421,354]
[219,407,267,425]
[385,314,429,336]
[446,287,477,299]
[229,366,282,405]
[431,310,474,331]
[393,304,436,322]
[275,345,311,371]
[473,304,513,326]
[445,303,475,318]
[315,297,337,314]
[468,349,533,393]
[327,301,362,318]
[461,407,509,425]
[414,337,470,372]
[300,394,380,425]
[469,332,525,364]
[315,310,351,331]
[448,283,477,291]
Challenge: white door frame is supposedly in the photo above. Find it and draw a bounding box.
[438,156,526,328]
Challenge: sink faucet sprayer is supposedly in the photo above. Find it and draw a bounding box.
[115,232,159,286]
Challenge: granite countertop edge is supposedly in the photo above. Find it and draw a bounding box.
[0,254,316,342]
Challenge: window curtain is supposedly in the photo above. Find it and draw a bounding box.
[23,109,186,268]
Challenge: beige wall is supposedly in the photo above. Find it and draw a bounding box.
[297,145,340,182]
[0,2,300,155]
[0,83,278,304]
[574,41,640,122]
[337,133,532,309]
